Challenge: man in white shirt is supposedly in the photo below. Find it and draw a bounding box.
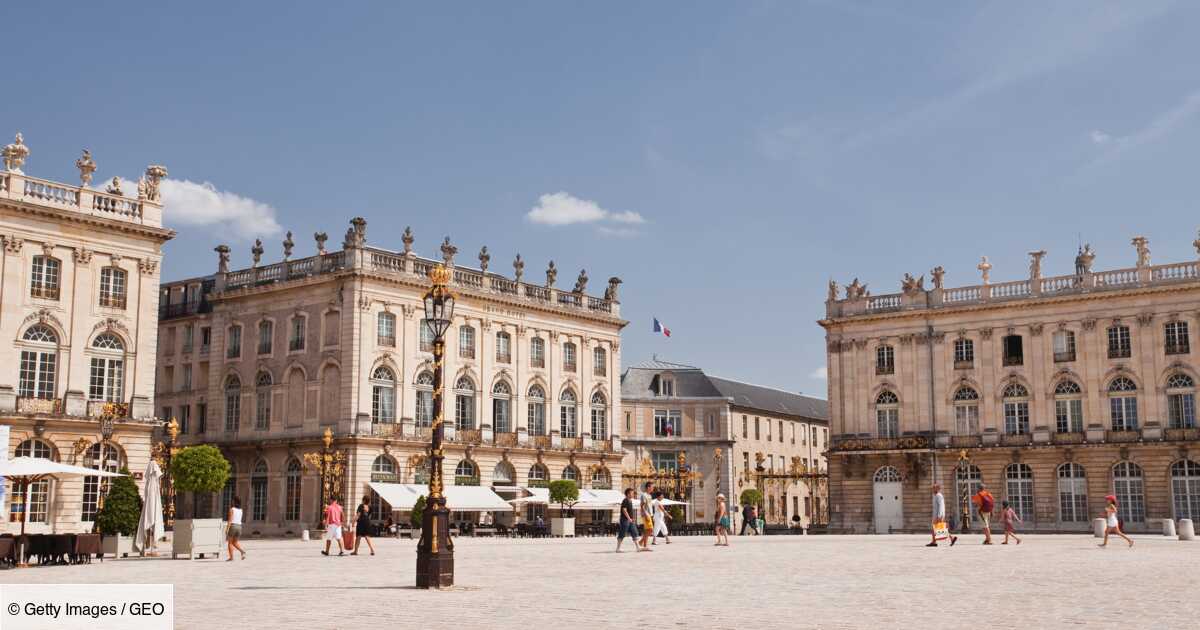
[638,482,655,551]
[927,483,957,547]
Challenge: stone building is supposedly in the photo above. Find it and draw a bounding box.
[0,134,173,534]
[156,220,626,534]
[620,359,828,527]
[821,236,1200,534]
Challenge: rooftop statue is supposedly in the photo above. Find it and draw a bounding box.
[75,149,96,185]
[2,133,29,173]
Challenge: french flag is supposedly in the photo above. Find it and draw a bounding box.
[653,317,671,338]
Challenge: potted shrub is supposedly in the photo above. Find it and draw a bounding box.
[170,445,230,559]
[548,479,579,537]
[97,469,141,558]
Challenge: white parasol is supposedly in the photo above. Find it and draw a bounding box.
[0,457,124,535]
[135,460,164,555]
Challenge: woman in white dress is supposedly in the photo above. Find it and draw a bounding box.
[651,491,672,545]
[1099,495,1133,548]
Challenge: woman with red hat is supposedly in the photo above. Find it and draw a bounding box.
[1099,495,1133,548]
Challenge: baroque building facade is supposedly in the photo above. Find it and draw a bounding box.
[0,134,173,534]
[821,236,1200,534]
[156,220,626,534]
[620,359,828,528]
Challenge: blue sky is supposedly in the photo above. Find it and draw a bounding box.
[7,1,1200,395]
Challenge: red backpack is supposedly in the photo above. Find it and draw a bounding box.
[979,492,994,513]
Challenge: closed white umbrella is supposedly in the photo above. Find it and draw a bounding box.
[135,460,164,555]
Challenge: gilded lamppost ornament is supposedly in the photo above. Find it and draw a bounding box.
[151,418,181,527]
[3,133,29,173]
[75,149,96,185]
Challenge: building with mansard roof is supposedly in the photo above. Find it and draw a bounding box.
[821,235,1200,534]
[156,219,627,533]
[0,134,173,534]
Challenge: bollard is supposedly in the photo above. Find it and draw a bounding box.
[301,530,310,542]
[1163,519,1176,537]
[1180,519,1195,541]
[1093,518,1106,537]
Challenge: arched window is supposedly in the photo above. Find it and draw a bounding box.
[1107,377,1138,431]
[873,466,902,483]
[495,331,511,363]
[1171,459,1200,521]
[528,463,549,488]
[454,376,475,430]
[88,333,126,403]
[493,461,515,486]
[527,385,547,436]
[30,255,61,300]
[254,371,272,430]
[376,312,396,347]
[956,464,983,525]
[590,391,608,440]
[1005,463,1034,522]
[875,345,895,375]
[411,456,431,485]
[559,389,578,438]
[251,460,268,521]
[11,439,55,522]
[415,371,434,427]
[875,391,899,438]
[19,324,58,400]
[562,465,579,481]
[371,366,396,425]
[82,441,122,521]
[224,375,242,432]
[1002,383,1030,435]
[1166,373,1196,429]
[1112,461,1145,524]
[1057,463,1087,523]
[455,460,479,486]
[1054,380,1084,433]
[952,387,979,436]
[492,380,512,433]
[285,458,302,521]
[591,467,612,490]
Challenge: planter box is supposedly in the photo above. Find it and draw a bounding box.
[551,517,575,537]
[172,518,225,559]
[101,534,133,559]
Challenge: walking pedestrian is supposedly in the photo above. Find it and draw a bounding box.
[714,493,730,546]
[739,502,755,536]
[753,505,763,534]
[972,484,995,545]
[926,483,957,547]
[615,488,639,552]
[321,496,346,556]
[352,496,376,556]
[651,491,672,545]
[1001,500,1022,545]
[226,496,246,561]
[638,482,655,551]
[1099,495,1133,548]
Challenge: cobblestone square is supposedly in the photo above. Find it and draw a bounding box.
[0,533,1192,629]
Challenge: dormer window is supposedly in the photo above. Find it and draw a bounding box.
[656,375,676,397]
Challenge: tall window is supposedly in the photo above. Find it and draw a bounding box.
[1052,330,1076,362]
[1165,321,1190,355]
[654,410,681,437]
[1057,463,1087,523]
[591,392,608,439]
[875,345,894,375]
[251,460,268,521]
[593,347,607,377]
[455,460,479,486]
[257,320,273,355]
[1166,373,1196,429]
[289,316,306,352]
[226,325,242,359]
[11,440,54,523]
[560,389,578,437]
[179,404,191,434]
[493,461,515,486]
[1112,461,1145,524]
[527,385,546,435]
[1107,377,1138,431]
[197,403,208,434]
[563,342,577,372]
[1107,325,1131,358]
[458,326,475,359]
[254,372,272,430]
[415,371,434,427]
[419,319,435,352]
[99,267,127,308]
[530,337,545,368]
[182,324,194,353]
[954,338,974,366]
[19,325,58,400]
[492,381,512,433]
[1171,459,1200,521]
[224,375,241,432]
[591,467,612,490]
[377,312,396,347]
[200,326,211,353]
[953,387,979,435]
[82,441,121,522]
[1054,380,1084,433]
[454,376,475,430]
[285,459,302,521]
[88,334,125,402]
[527,463,549,488]
[1002,383,1030,435]
[371,366,396,424]
[1002,335,1023,366]
[495,331,511,363]
[30,255,60,300]
[562,465,579,481]
[875,391,899,438]
[1005,463,1034,522]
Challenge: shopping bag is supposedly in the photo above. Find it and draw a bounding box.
[933,520,949,540]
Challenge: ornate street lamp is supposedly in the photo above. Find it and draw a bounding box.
[151,417,180,527]
[416,264,456,589]
[956,449,972,535]
[303,428,346,530]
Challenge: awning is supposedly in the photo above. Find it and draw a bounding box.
[508,487,549,505]
[572,489,625,509]
[368,482,511,512]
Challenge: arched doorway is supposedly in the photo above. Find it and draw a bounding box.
[873,466,903,533]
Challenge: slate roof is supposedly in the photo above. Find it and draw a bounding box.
[706,375,828,422]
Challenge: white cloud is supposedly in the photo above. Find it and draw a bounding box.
[109,177,282,238]
[526,191,645,234]
[1082,88,1200,170]
[1090,130,1112,145]
[808,366,828,380]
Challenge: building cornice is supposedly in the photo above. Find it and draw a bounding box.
[1,199,174,243]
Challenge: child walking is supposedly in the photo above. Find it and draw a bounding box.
[1000,500,1021,545]
[1099,495,1134,548]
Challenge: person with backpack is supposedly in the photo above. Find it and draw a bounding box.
[972,484,995,545]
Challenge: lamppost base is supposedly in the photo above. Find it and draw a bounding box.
[415,504,455,589]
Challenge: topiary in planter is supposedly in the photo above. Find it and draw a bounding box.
[171,446,230,516]
[739,488,763,509]
[95,469,142,537]
[548,479,579,517]
[410,495,426,528]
